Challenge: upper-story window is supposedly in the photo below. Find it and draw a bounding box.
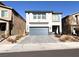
[33,14,37,19]
[33,13,46,19]
[52,14,60,22]
[42,14,46,19]
[38,14,41,19]
[1,10,8,17]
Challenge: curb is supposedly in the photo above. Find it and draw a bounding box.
[0,42,79,53]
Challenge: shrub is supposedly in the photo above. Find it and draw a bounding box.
[7,35,23,43]
[59,35,75,42]
[59,35,79,42]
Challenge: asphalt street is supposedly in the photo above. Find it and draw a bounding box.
[0,49,79,57]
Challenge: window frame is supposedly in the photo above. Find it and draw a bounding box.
[38,13,41,19]
[42,13,46,19]
[52,14,60,22]
[1,10,8,17]
[33,13,37,19]
[33,13,46,19]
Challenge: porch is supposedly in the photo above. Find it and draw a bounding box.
[0,20,10,38]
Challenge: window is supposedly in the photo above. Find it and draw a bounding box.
[38,14,41,19]
[33,13,46,19]
[42,14,46,19]
[33,14,37,19]
[1,10,8,17]
[52,14,60,22]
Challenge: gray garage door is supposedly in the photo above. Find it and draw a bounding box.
[30,27,48,35]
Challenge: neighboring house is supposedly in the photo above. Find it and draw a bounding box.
[62,12,79,35]
[25,10,62,35]
[0,2,26,37]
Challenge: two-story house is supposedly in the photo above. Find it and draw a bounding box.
[25,10,62,35]
[62,12,79,35]
[0,2,26,38]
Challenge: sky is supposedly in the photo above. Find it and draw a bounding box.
[2,1,79,19]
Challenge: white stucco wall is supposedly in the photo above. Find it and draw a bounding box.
[26,12,62,34]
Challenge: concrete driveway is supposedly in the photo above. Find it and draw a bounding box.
[19,35,58,44]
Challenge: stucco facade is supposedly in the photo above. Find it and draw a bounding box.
[26,11,62,35]
[62,12,79,35]
[0,2,26,37]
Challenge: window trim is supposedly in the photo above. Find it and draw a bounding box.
[42,13,46,19]
[38,14,41,19]
[33,13,46,19]
[52,14,60,22]
[1,10,8,17]
[33,13,37,19]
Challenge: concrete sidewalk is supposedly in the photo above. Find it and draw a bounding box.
[0,36,26,52]
[0,35,79,53]
[0,42,79,53]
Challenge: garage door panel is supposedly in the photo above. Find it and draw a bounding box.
[30,28,48,35]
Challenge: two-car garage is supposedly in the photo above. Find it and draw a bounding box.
[29,27,49,35]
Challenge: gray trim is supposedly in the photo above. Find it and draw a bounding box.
[25,10,62,14]
[29,22,48,24]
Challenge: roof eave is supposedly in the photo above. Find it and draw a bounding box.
[0,5,12,10]
[25,10,62,14]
